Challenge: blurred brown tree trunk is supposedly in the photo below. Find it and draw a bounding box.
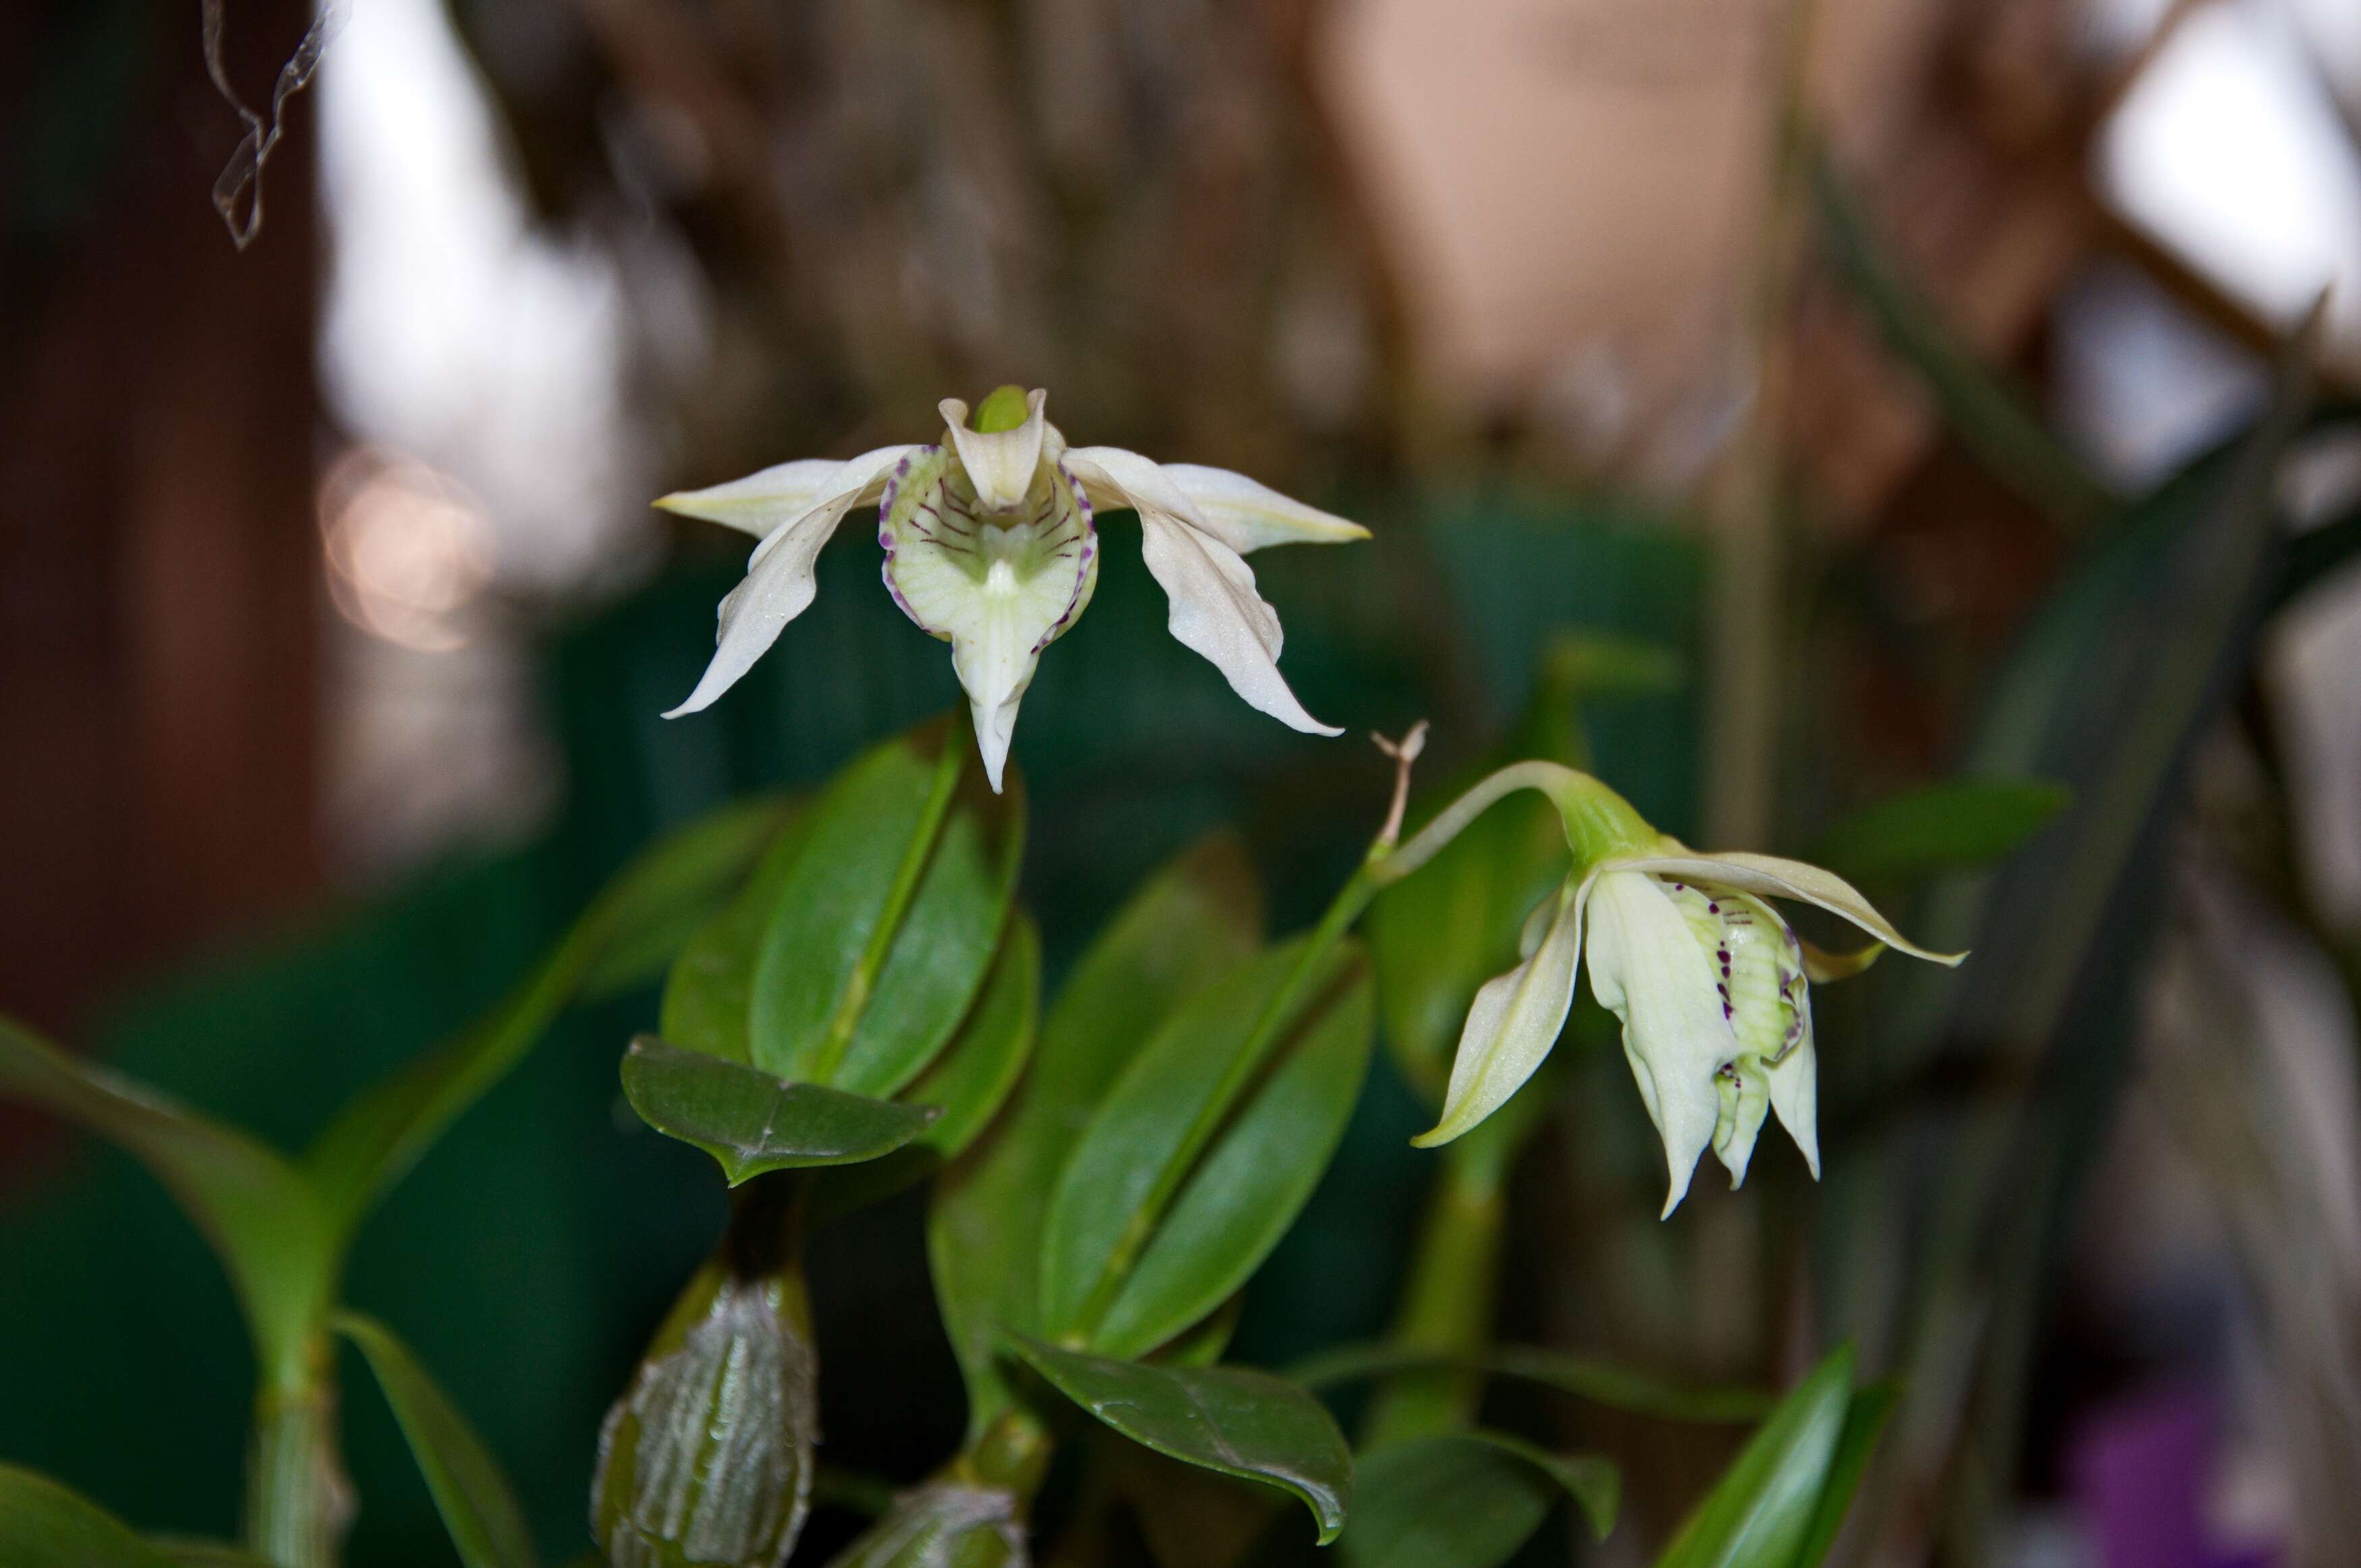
[0,0,322,1043]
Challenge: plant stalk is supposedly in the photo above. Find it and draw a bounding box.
[243,1339,352,1568]
[1359,1132,1510,1448]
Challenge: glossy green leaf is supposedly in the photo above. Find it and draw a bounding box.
[1338,1432,1618,1568]
[659,803,821,1062]
[0,1465,187,1568]
[1037,937,1360,1343]
[1289,1341,1771,1423]
[890,914,1040,1161]
[1790,1381,1901,1568]
[619,1035,938,1183]
[1093,958,1373,1358]
[1010,1337,1353,1543]
[0,1018,333,1385]
[335,1312,538,1568]
[305,796,794,1233]
[808,917,1041,1219]
[1807,778,2070,885]
[932,837,1263,1436]
[750,716,1024,1095]
[1653,1345,1854,1568]
[594,1262,818,1568]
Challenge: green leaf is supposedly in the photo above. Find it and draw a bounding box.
[620,1036,940,1183]
[807,917,1042,1219]
[1092,956,1373,1358]
[658,803,821,1061]
[0,1465,187,1568]
[750,716,1024,1094]
[1288,1341,1772,1423]
[1338,1432,1619,1568]
[1009,1337,1353,1543]
[305,796,794,1235]
[0,1018,334,1387]
[932,836,1263,1436]
[1653,1345,1854,1568]
[1037,937,1361,1345]
[335,1312,538,1568]
[1812,148,2117,531]
[1807,778,2070,885]
[1789,1381,1901,1568]
[891,914,1041,1161]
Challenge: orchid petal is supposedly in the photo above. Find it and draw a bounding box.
[1158,463,1370,552]
[1137,512,1340,735]
[1765,1000,1819,1178]
[1585,870,1739,1217]
[1061,446,1214,531]
[663,448,917,718]
[1416,880,1585,1148]
[942,390,1048,513]
[881,448,1097,792]
[1800,939,1881,984]
[1605,851,1966,967]
[655,446,916,540]
[1713,1060,1771,1186]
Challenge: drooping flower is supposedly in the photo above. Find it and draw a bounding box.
[656,386,1369,790]
[1397,765,1962,1216]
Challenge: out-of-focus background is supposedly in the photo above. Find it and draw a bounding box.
[5,0,2361,1563]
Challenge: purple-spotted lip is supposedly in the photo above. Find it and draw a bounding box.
[875,450,1098,647]
[1034,461,1097,652]
[878,446,936,633]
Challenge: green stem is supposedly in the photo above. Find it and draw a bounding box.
[1065,856,1385,1343]
[954,1405,1055,1502]
[243,1340,351,1568]
[1378,761,1655,888]
[1359,1134,1510,1449]
[810,722,968,1082]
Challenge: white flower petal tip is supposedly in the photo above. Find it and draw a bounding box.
[1415,884,1585,1149]
[971,700,1017,794]
[1159,464,1371,552]
[1137,511,1341,736]
[652,449,918,539]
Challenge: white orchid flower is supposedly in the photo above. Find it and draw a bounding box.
[1391,764,1962,1217]
[657,386,1369,790]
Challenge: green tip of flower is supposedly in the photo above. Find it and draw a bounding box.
[973,384,1032,433]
